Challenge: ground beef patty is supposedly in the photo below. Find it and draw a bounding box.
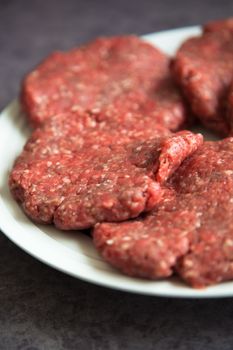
[204,18,233,33]
[93,138,233,288]
[227,82,233,131]
[173,19,233,135]
[16,110,171,162]
[9,131,202,230]
[21,36,188,130]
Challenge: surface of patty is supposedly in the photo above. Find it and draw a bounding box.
[227,82,233,131]
[94,138,233,288]
[204,17,233,32]
[173,19,233,135]
[21,36,188,130]
[9,131,202,230]
[17,110,172,162]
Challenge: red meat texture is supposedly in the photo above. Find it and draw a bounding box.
[11,28,233,289]
[173,18,233,135]
[21,36,188,131]
[94,138,233,288]
[17,110,172,162]
[9,131,202,230]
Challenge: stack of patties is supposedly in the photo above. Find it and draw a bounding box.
[10,20,233,288]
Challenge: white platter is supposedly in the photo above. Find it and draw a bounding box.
[1,26,232,298]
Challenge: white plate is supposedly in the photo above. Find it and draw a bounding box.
[0,26,232,298]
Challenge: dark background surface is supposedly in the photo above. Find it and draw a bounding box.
[1,0,233,349]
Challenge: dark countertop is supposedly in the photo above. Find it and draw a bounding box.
[1,1,233,349]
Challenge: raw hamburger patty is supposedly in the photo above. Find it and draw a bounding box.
[173,19,233,135]
[227,83,233,131]
[94,138,233,288]
[16,110,171,162]
[9,131,202,230]
[204,18,233,32]
[21,36,188,130]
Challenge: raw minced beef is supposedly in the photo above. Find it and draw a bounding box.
[94,138,233,288]
[21,36,189,130]
[11,27,233,289]
[16,110,171,162]
[9,131,202,230]
[173,19,233,135]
